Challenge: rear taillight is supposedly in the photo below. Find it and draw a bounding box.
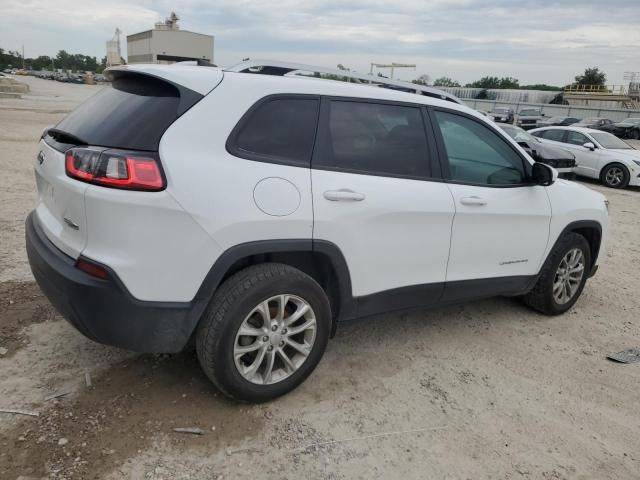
[65,148,165,191]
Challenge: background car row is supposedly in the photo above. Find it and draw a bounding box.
[530,126,640,189]
[481,108,640,189]
[2,68,107,83]
[483,107,640,139]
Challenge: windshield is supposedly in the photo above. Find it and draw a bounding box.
[500,125,537,143]
[546,116,564,122]
[491,108,509,114]
[519,109,540,116]
[620,118,640,125]
[576,117,601,124]
[591,132,632,149]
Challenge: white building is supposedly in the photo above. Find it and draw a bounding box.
[127,13,214,65]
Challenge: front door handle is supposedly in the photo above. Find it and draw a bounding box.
[460,196,487,206]
[323,189,366,202]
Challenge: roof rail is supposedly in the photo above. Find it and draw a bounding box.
[225,59,461,104]
[173,59,218,67]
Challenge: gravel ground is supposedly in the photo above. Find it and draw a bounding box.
[1,76,640,479]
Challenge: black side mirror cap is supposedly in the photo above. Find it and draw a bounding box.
[531,162,556,186]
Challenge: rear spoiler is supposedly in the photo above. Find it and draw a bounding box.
[105,64,223,96]
[103,68,208,116]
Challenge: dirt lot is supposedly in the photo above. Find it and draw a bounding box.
[1,76,640,479]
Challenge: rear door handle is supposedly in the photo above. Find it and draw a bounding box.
[323,189,366,202]
[460,196,487,206]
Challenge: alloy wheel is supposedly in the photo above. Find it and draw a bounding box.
[604,166,625,187]
[233,294,317,385]
[553,248,585,304]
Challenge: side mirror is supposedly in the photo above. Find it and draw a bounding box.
[531,162,556,186]
[583,142,596,151]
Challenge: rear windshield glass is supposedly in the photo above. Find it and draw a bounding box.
[519,109,540,116]
[53,74,183,151]
[577,117,600,124]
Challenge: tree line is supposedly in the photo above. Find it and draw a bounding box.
[0,48,114,73]
[418,67,607,91]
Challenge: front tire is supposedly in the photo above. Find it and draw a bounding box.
[523,233,591,315]
[196,263,331,402]
[600,163,630,189]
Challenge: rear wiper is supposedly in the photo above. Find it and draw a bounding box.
[46,128,88,146]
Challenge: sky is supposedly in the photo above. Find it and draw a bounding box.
[1,0,639,86]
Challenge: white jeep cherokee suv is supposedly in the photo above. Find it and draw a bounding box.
[26,60,609,402]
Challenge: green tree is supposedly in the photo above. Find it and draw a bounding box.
[466,76,500,88]
[0,48,22,70]
[520,84,562,91]
[465,76,519,89]
[412,74,431,86]
[55,50,71,69]
[29,56,53,70]
[433,77,460,87]
[498,77,519,89]
[574,67,606,87]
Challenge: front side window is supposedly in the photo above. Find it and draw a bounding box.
[316,100,430,178]
[434,110,527,185]
[231,97,319,165]
[566,131,588,146]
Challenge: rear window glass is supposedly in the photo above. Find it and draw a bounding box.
[53,74,184,151]
[316,100,430,178]
[230,97,319,166]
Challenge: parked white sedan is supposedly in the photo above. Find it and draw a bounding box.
[529,126,640,188]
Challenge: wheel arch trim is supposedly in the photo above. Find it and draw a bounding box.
[547,220,603,275]
[193,239,356,324]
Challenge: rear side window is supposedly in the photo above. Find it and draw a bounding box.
[53,74,191,151]
[566,131,588,146]
[539,129,565,142]
[315,100,430,178]
[228,96,319,166]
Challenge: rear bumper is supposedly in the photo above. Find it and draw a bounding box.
[25,211,204,353]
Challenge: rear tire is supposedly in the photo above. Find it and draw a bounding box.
[196,263,331,402]
[600,163,630,189]
[523,233,591,315]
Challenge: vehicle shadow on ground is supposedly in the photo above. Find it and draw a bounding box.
[332,295,533,346]
[0,289,552,479]
[0,348,266,479]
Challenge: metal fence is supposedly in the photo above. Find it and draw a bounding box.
[440,87,560,104]
[463,98,640,122]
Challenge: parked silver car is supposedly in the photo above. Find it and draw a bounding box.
[516,108,546,130]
